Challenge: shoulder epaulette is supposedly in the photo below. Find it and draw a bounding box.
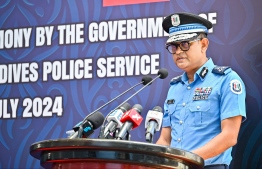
[212,66,231,75]
[170,75,182,85]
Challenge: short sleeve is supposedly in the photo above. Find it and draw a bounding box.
[162,100,171,127]
[220,71,246,122]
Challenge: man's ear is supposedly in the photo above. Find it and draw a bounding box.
[201,38,209,53]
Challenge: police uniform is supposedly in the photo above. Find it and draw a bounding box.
[161,12,246,167]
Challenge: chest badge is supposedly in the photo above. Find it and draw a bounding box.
[193,87,212,101]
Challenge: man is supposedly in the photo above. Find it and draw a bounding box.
[156,12,246,169]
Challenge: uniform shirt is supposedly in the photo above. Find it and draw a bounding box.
[162,58,246,166]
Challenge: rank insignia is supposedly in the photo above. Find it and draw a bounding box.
[212,66,231,75]
[170,75,182,85]
[167,99,175,104]
[230,79,242,94]
[193,87,212,100]
[199,67,208,79]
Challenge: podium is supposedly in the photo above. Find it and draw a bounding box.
[30,138,204,169]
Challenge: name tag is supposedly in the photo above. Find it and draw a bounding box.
[167,99,175,104]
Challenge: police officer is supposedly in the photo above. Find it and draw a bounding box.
[156,12,246,169]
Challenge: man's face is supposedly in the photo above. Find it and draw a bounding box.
[171,38,208,73]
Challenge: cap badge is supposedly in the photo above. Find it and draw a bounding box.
[171,14,180,26]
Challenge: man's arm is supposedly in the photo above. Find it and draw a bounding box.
[156,127,172,146]
[192,115,242,160]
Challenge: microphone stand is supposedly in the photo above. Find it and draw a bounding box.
[72,81,143,138]
[99,69,168,139]
[104,75,160,122]
[99,75,161,137]
[83,82,143,123]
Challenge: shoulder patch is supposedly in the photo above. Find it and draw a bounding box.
[212,66,231,75]
[170,75,182,85]
[230,79,242,94]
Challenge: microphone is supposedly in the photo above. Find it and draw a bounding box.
[69,111,104,138]
[145,106,163,143]
[157,68,169,79]
[102,102,131,139]
[97,75,152,137]
[104,68,168,126]
[141,75,153,85]
[76,75,152,132]
[116,104,143,140]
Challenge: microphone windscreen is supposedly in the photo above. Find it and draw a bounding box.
[158,68,168,79]
[142,75,153,85]
[86,111,105,129]
[119,102,131,112]
[132,104,143,114]
[153,106,163,112]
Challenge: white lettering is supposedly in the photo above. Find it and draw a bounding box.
[0,99,19,119]
[0,63,38,84]
[43,59,93,81]
[57,23,84,44]
[0,28,32,49]
[96,54,160,78]
[118,20,126,40]
[88,13,216,42]
[36,26,54,46]
[89,22,98,42]
[108,21,118,40]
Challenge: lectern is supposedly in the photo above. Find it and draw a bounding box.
[30,139,204,169]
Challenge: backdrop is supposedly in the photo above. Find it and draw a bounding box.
[0,1,261,169]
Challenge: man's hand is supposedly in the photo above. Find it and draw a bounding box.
[156,127,171,146]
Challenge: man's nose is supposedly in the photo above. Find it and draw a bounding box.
[175,46,183,54]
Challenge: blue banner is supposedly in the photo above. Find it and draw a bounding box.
[0,1,261,168]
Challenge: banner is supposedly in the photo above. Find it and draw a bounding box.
[0,1,261,168]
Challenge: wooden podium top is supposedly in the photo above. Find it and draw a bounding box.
[30,138,204,169]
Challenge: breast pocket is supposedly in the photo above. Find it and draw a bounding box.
[188,100,211,127]
[167,103,177,115]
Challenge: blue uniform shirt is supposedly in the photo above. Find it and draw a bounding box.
[162,58,246,166]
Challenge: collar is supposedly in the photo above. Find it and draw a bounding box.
[180,58,215,83]
[196,58,215,81]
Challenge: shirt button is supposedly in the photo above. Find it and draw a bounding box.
[179,120,183,124]
[187,86,191,90]
[197,106,200,110]
[177,138,181,142]
[182,103,186,107]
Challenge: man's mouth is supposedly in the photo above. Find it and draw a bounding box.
[177,57,185,61]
